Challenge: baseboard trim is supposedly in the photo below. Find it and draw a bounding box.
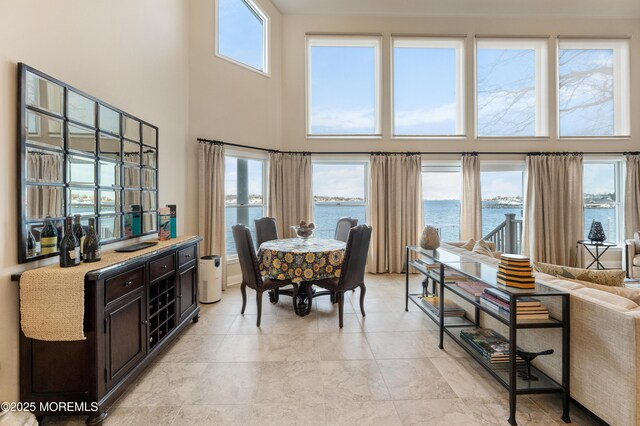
[226,273,241,286]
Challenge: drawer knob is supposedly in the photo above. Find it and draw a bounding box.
[185,254,191,258]
[161,265,167,270]
[141,320,148,325]
[124,280,133,287]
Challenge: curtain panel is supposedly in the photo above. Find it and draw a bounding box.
[267,152,313,238]
[522,154,583,266]
[460,153,482,241]
[625,154,640,239]
[368,154,423,273]
[198,142,227,288]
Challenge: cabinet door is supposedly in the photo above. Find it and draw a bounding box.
[105,288,146,389]
[178,266,197,319]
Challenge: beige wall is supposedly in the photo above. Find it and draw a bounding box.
[281,15,640,154]
[0,0,191,401]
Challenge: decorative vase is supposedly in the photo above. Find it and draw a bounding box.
[588,220,606,243]
[420,226,440,250]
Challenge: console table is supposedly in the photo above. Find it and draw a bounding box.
[15,236,202,424]
[405,246,570,425]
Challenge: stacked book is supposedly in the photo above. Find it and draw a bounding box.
[497,254,535,289]
[460,328,524,365]
[480,287,549,321]
[420,296,465,317]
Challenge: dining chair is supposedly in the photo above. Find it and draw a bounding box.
[311,224,372,328]
[335,217,358,242]
[255,217,278,248]
[232,224,298,326]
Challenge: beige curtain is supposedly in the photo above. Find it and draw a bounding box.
[522,154,583,266]
[460,153,482,240]
[26,152,64,219]
[625,154,640,239]
[267,153,313,238]
[368,154,423,273]
[198,142,227,288]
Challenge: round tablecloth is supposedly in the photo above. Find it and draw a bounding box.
[258,238,346,283]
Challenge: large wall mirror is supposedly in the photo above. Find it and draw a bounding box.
[18,63,159,263]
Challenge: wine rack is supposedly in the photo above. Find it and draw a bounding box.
[148,276,177,350]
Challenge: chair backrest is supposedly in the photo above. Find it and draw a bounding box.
[337,224,372,291]
[232,224,263,289]
[335,217,358,242]
[255,217,278,248]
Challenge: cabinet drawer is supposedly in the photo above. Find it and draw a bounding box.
[178,245,196,268]
[150,254,175,281]
[106,267,145,305]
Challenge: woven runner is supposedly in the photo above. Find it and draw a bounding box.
[20,236,200,341]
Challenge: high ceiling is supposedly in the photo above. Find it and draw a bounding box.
[270,0,640,18]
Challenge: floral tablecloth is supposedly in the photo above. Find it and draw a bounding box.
[258,238,346,283]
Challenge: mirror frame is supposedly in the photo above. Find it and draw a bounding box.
[18,63,160,263]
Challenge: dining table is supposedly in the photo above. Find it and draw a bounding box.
[257,237,347,316]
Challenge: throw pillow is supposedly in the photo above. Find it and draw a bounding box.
[461,239,476,251]
[420,226,440,250]
[533,261,625,287]
[472,240,494,257]
[634,231,640,252]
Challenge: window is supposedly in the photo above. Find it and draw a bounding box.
[216,0,269,74]
[480,163,525,253]
[558,39,630,137]
[307,36,381,137]
[393,37,465,137]
[476,38,548,137]
[225,156,265,255]
[422,164,461,242]
[583,161,623,244]
[312,162,368,239]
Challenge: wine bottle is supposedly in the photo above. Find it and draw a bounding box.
[73,215,86,260]
[41,217,58,255]
[27,229,37,257]
[83,217,101,263]
[59,217,80,267]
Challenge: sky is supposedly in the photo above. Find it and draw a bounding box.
[218,0,264,71]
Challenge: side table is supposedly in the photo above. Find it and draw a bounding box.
[577,240,616,270]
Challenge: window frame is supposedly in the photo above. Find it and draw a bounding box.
[306,35,382,138]
[224,151,268,258]
[556,38,630,139]
[312,159,370,238]
[391,36,466,139]
[474,37,549,139]
[582,158,625,246]
[421,161,462,241]
[214,0,270,76]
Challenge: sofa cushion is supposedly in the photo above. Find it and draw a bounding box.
[573,287,639,311]
[634,231,640,252]
[634,255,640,267]
[561,276,640,305]
[461,239,476,251]
[533,261,626,287]
[472,240,494,257]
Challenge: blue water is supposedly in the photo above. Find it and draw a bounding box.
[225,202,617,254]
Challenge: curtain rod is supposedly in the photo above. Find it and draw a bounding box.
[197,139,639,156]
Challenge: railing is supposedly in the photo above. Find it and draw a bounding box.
[483,213,523,254]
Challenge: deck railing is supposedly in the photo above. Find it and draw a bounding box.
[483,213,523,254]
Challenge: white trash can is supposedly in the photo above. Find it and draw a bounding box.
[199,255,222,303]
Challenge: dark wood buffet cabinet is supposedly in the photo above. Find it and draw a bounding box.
[17,237,202,424]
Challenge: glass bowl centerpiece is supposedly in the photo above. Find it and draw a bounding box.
[291,221,316,241]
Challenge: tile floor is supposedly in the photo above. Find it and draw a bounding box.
[47,274,598,425]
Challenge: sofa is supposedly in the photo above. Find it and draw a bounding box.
[440,242,640,426]
[624,231,640,278]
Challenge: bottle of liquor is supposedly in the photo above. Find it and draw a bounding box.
[73,215,86,260]
[83,218,101,263]
[59,217,80,267]
[41,217,58,255]
[27,229,37,257]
